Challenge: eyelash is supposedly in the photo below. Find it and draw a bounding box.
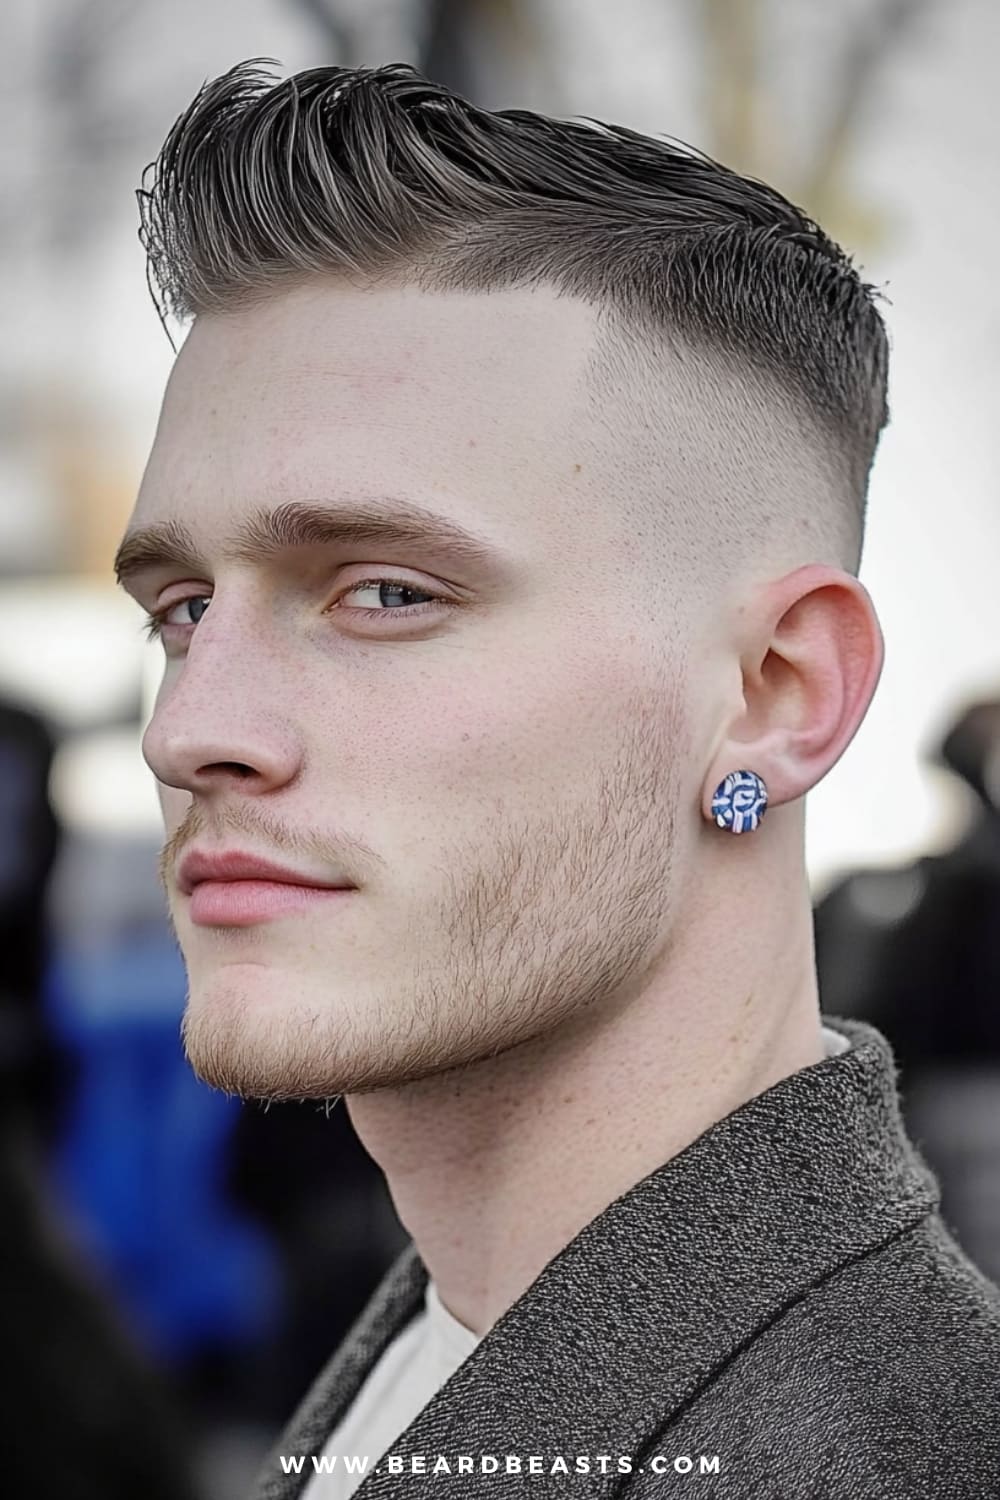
[140,576,448,641]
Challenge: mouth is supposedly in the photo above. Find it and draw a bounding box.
[186,879,356,928]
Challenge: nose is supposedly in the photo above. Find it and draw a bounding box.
[141,641,303,797]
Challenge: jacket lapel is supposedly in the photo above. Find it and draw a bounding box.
[253,1240,428,1499]
[256,1018,938,1498]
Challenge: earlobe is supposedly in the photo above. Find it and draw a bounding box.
[708,769,769,834]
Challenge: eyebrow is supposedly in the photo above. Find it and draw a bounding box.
[113,498,504,589]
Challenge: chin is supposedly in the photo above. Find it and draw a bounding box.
[177,974,467,1101]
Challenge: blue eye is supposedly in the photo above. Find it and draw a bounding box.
[141,576,449,642]
[142,596,210,640]
[335,577,443,619]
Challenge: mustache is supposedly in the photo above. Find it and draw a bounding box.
[157,800,375,891]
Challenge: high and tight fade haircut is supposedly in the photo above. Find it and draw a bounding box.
[137,59,891,575]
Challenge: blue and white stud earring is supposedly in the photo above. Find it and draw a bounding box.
[710,769,768,834]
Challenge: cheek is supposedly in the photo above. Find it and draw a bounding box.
[382,656,623,804]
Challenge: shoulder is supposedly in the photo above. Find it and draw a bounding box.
[638,1215,1000,1499]
[803,1210,1000,1396]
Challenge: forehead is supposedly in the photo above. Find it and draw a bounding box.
[138,282,603,538]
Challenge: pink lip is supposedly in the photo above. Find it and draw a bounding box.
[178,848,353,896]
[187,880,355,927]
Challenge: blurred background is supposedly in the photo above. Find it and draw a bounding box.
[2,1,999,1495]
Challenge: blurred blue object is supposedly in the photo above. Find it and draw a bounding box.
[41,927,283,1363]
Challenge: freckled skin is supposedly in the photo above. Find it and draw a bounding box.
[130,279,883,1326]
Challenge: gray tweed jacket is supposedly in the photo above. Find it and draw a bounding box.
[252,1018,1000,1499]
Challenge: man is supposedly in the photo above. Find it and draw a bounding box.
[118,60,1000,1498]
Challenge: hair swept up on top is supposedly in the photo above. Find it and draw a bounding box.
[138,58,890,557]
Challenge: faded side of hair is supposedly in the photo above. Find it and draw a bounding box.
[138,59,891,571]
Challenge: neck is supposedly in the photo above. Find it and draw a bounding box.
[345,872,826,1339]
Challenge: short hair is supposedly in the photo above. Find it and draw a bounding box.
[138,59,890,575]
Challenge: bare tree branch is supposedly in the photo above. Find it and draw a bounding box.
[287,0,351,61]
[693,0,933,250]
[698,0,764,176]
[802,0,930,204]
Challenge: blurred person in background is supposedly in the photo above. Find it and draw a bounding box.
[0,694,204,1500]
[815,693,1000,1285]
[116,60,1000,1500]
[0,697,64,1146]
[227,1075,409,1427]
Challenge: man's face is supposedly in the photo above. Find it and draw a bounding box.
[125,281,699,1099]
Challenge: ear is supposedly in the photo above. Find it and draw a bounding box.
[701,564,885,822]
